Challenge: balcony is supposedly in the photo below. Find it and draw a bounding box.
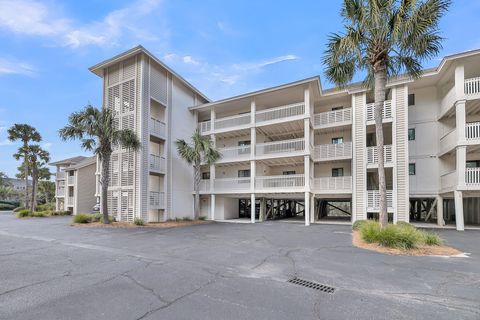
[198,113,251,135]
[256,138,305,158]
[440,85,456,117]
[366,100,392,123]
[149,154,166,173]
[313,108,352,129]
[367,145,393,166]
[67,175,75,185]
[255,102,305,125]
[312,142,352,162]
[366,190,393,212]
[214,177,251,192]
[466,167,480,189]
[312,176,352,193]
[465,77,480,97]
[466,122,480,143]
[56,188,65,197]
[439,129,457,155]
[198,121,211,134]
[56,172,65,180]
[440,171,456,191]
[255,174,305,190]
[199,179,210,193]
[149,191,165,209]
[217,145,251,163]
[150,117,166,138]
[67,196,74,206]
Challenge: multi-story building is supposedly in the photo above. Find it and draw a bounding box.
[53,46,480,230]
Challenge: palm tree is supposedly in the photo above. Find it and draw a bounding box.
[14,145,50,212]
[7,124,42,208]
[323,0,450,227]
[59,105,140,224]
[176,130,220,219]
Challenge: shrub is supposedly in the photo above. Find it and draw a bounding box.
[91,213,103,222]
[31,211,48,218]
[73,213,92,224]
[16,209,31,218]
[13,207,26,212]
[36,203,55,211]
[199,216,207,221]
[182,216,192,221]
[352,220,367,230]
[0,203,15,210]
[50,211,71,216]
[423,233,443,246]
[134,217,145,226]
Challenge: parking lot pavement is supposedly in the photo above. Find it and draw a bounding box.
[0,211,479,320]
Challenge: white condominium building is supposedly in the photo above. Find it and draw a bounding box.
[53,46,480,230]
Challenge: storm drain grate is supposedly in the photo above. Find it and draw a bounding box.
[287,277,335,294]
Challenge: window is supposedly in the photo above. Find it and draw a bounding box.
[466,161,480,168]
[238,140,251,155]
[332,168,344,177]
[283,171,296,175]
[408,93,415,106]
[331,137,343,144]
[408,128,415,141]
[409,163,416,175]
[332,106,344,111]
[238,170,250,178]
[202,172,210,179]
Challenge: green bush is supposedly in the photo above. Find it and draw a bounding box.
[16,209,31,218]
[423,233,443,246]
[0,200,20,207]
[0,203,15,210]
[73,213,92,224]
[352,220,367,230]
[13,207,26,212]
[91,213,103,222]
[134,217,145,226]
[31,211,48,218]
[199,216,207,221]
[50,210,71,216]
[36,203,55,211]
[182,216,192,221]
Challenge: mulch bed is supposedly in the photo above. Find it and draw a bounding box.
[352,230,462,257]
[71,220,210,229]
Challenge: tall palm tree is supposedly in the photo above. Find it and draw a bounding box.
[59,105,140,224]
[323,0,450,227]
[7,124,42,208]
[176,130,220,219]
[14,145,50,212]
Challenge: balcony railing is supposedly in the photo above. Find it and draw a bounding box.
[215,113,251,131]
[67,196,74,206]
[312,142,352,161]
[218,145,251,162]
[255,174,305,190]
[149,191,165,209]
[312,176,352,193]
[367,190,393,211]
[255,102,305,124]
[56,188,65,197]
[440,171,456,190]
[366,100,392,122]
[313,108,352,128]
[439,129,457,154]
[149,154,166,172]
[214,177,251,191]
[440,85,456,116]
[56,172,65,180]
[466,167,480,186]
[466,122,480,141]
[67,175,75,185]
[198,121,211,134]
[367,145,393,165]
[465,77,480,96]
[199,179,210,192]
[150,117,166,137]
[256,138,305,156]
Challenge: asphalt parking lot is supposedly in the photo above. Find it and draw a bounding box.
[0,211,479,320]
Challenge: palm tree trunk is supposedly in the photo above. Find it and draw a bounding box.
[193,164,200,219]
[30,167,37,212]
[23,144,29,209]
[374,67,388,228]
[100,153,111,224]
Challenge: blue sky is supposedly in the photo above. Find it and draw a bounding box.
[0,0,479,178]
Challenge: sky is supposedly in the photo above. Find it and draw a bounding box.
[0,0,479,178]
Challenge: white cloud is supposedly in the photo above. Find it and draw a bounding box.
[0,0,164,48]
[0,58,35,76]
[183,55,200,65]
[216,21,240,36]
[233,55,299,72]
[42,142,52,150]
[0,139,12,146]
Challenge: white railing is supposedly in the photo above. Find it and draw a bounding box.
[218,145,251,161]
[214,177,251,191]
[367,190,393,210]
[256,138,305,156]
[56,188,65,197]
[313,108,352,128]
[441,171,456,190]
[366,100,392,122]
[256,102,305,123]
[149,154,166,172]
[440,85,456,116]
[67,196,74,206]
[439,128,457,154]
[215,113,251,130]
[313,142,352,161]
[198,179,210,192]
[56,171,65,180]
[150,117,166,137]
[466,122,480,141]
[367,145,393,165]
[465,168,480,186]
[465,77,480,96]
[255,174,305,189]
[312,176,352,192]
[198,120,211,134]
[67,175,75,185]
[149,191,165,209]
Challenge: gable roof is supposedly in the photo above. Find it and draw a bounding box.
[49,156,88,166]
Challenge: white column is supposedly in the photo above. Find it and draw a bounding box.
[250,99,256,205]
[456,145,466,189]
[310,194,315,223]
[304,192,310,226]
[456,101,466,144]
[251,193,256,223]
[436,195,444,226]
[454,190,465,231]
[210,109,216,132]
[455,64,465,100]
[210,194,216,221]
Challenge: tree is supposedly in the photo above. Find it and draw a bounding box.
[38,180,55,204]
[176,130,220,219]
[59,105,140,224]
[8,124,42,208]
[323,0,450,227]
[0,171,7,187]
[15,145,50,212]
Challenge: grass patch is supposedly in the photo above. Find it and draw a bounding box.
[134,217,145,226]
[16,209,31,218]
[358,220,444,250]
[73,213,92,224]
[36,203,55,211]
[352,220,367,231]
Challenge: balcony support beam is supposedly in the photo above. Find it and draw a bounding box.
[304,192,310,226]
[456,146,466,189]
[210,194,216,221]
[456,100,466,144]
[251,193,256,223]
[454,190,465,231]
[436,195,445,226]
